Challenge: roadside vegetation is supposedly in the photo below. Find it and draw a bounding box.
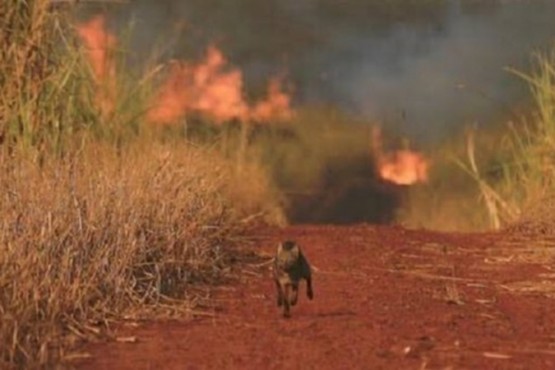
[399,51,555,232]
[0,1,281,367]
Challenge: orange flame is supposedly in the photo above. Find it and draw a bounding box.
[371,126,429,186]
[76,15,116,117]
[147,45,293,124]
[251,77,294,122]
[192,46,249,122]
[75,19,293,125]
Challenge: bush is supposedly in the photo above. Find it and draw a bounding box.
[0,141,281,366]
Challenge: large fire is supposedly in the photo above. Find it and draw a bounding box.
[76,16,293,125]
[76,15,116,117]
[371,127,429,186]
[147,46,248,124]
[147,46,293,124]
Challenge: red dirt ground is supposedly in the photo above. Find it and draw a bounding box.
[77,225,555,369]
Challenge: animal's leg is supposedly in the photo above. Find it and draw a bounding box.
[306,276,314,300]
[283,284,291,318]
[275,279,284,307]
[291,283,299,306]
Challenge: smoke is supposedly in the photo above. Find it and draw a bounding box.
[330,1,555,143]
[83,0,555,143]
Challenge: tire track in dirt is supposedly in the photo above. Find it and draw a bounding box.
[78,225,555,369]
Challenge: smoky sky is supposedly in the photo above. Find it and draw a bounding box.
[84,0,555,143]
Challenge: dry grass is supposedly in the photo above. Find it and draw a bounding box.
[0,1,287,366]
[0,0,290,367]
[482,52,555,231]
[0,141,283,367]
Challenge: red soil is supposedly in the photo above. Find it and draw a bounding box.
[77,225,555,369]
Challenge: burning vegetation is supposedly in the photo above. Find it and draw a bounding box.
[147,46,293,125]
[74,14,432,226]
[76,15,293,126]
[76,14,116,117]
[372,126,429,186]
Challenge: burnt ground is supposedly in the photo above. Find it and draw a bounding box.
[77,225,555,369]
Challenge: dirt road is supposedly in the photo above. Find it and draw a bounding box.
[78,225,555,369]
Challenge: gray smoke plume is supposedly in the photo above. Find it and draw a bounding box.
[83,0,555,143]
[330,1,555,143]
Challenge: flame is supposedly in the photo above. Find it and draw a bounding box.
[76,15,115,82]
[192,46,249,122]
[75,18,293,124]
[144,61,191,124]
[76,15,116,117]
[371,126,429,185]
[147,45,293,124]
[251,77,293,122]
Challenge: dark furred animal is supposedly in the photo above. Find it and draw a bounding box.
[273,240,313,318]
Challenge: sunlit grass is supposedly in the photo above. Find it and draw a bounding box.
[0,1,282,367]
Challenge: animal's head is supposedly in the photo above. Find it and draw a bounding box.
[281,240,297,251]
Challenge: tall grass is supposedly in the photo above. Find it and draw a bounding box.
[459,50,555,230]
[401,49,555,232]
[494,51,555,229]
[401,51,555,234]
[503,53,555,191]
[0,0,98,154]
[0,1,283,367]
